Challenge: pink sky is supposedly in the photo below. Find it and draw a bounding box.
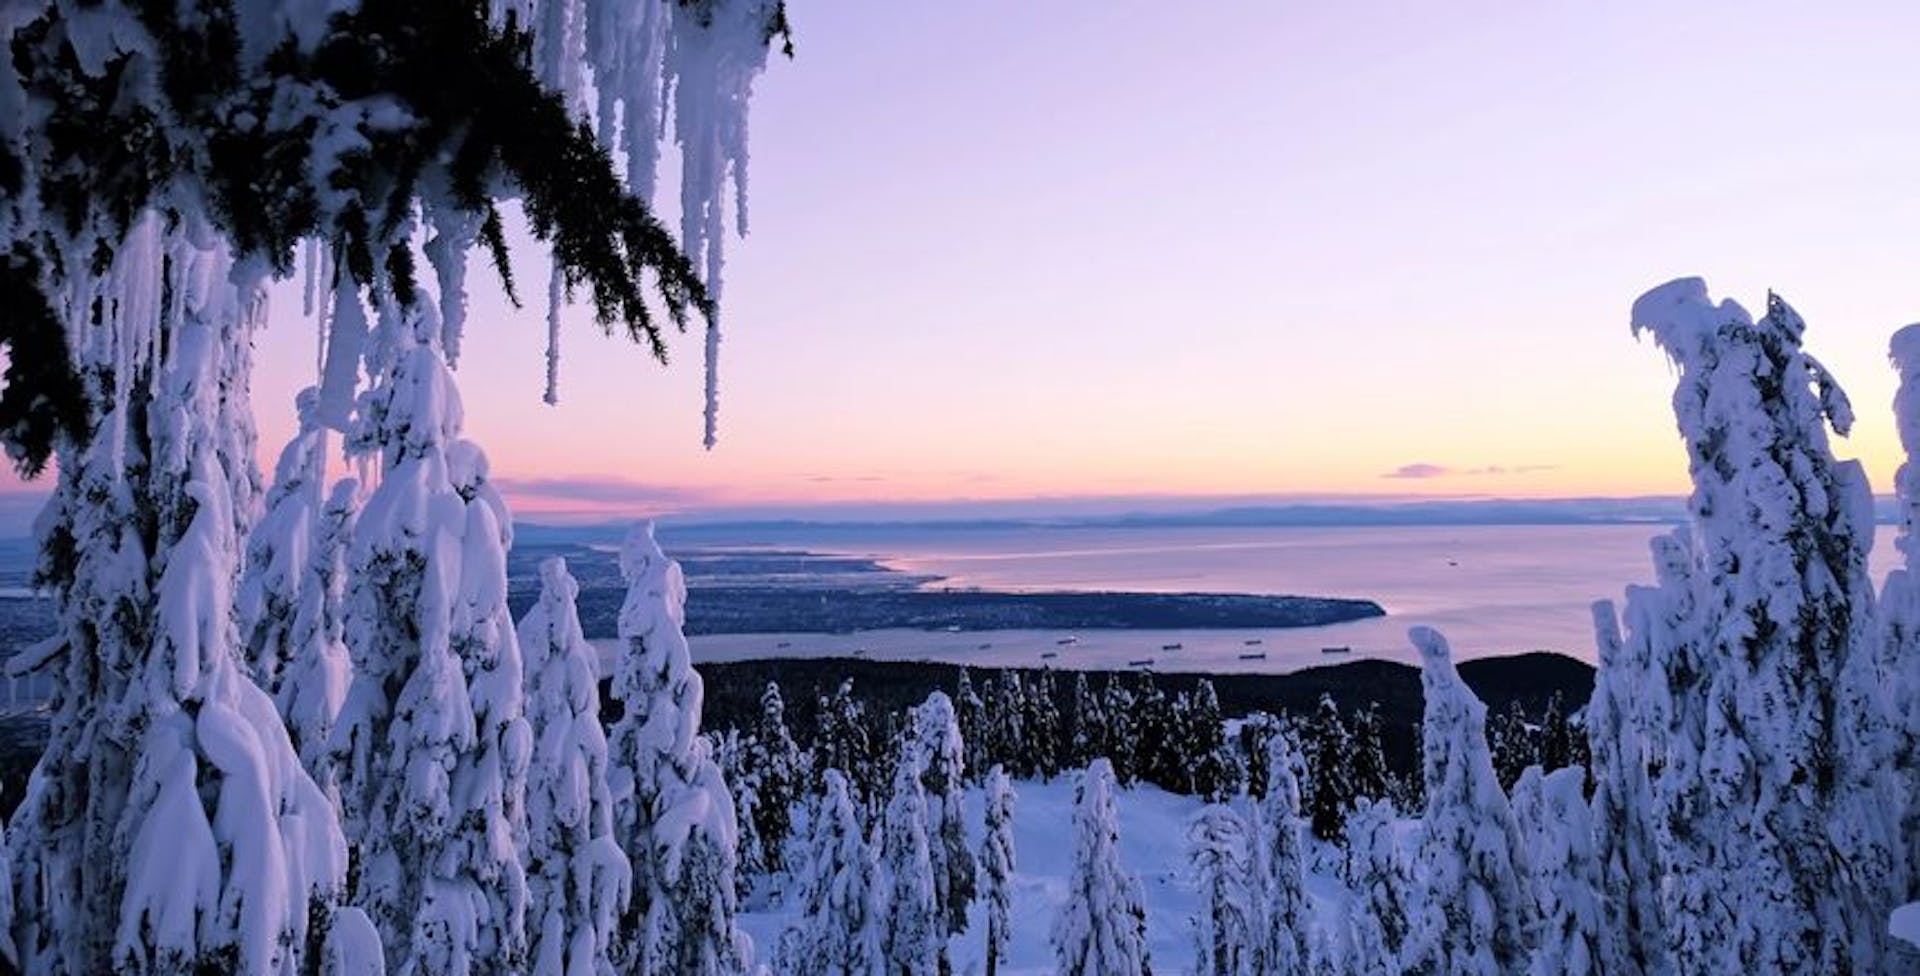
[16,2,1920,522]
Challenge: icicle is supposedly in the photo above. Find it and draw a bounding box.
[545,263,563,406]
[425,209,479,367]
[301,240,317,318]
[316,274,369,431]
[702,305,719,449]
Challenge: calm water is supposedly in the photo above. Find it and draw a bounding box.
[673,523,1904,674]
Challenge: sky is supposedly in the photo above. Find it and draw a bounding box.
[24,1,1920,523]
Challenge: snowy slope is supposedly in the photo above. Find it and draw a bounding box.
[740,775,1358,975]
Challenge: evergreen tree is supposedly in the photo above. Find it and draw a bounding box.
[1627,280,1897,971]
[1879,323,1920,903]
[778,769,879,976]
[1341,798,1410,976]
[276,478,359,804]
[1536,691,1578,773]
[979,765,1017,976]
[1238,712,1283,800]
[1522,768,1603,976]
[879,751,939,976]
[1132,673,1176,788]
[1182,679,1242,801]
[1488,699,1538,791]
[606,523,747,975]
[748,682,804,874]
[1587,602,1668,976]
[1024,670,1063,780]
[911,692,976,960]
[1051,759,1150,976]
[815,679,871,806]
[1188,803,1259,976]
[1100,675,1140,786]
[236,388,328,695]
[955,668,990,785]
[1259,735,1311,976]
[331,303,532,976]
[3,219,357,973]
[520,557,631,976]
[1069,671,1105,769]
[990,672,1029,778]
[1401,627,1534,976]
[1305,694,1354,841]
[1348,704,1391,804]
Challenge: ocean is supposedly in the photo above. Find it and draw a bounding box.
[666,522,1906,675]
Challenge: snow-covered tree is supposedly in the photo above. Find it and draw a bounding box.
[1305,693,1354,841]
[1023,670,1062,779]
[1100,675,1139,785]
[979,764,1017,976]
[237,388,327,694]
[1341,797,1410,976]
[1067,672,1103,769]
[520,556,631,976]
[955,668,990,784]
[1180,679,1242,801]
[879,749,939,976]
[1401,626,1533,976]
[1,0,787,969]
[1522,768,1603,976]
[1259,735,1310,976]
[1188,803,1259,976]
[988,672,1029,778]
[1052,758,1149,976]
[1587,601,1668,976]
[1488,700,1538,792]
[910,691,976,953]
[3,218,353,974]
[778,769,879,976]
[1880,322,1920,902]
[331,300,532,976]
[605,522,749,975]
[746,682,805,874]
[1625,279,1897,972]
[1348,703,1391,804]
[816,679,872,810]
[238,389,357,800]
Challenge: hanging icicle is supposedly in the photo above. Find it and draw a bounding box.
[545,263,563,405]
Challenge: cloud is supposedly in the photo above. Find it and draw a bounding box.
[1384,462,1560,480]
[490,476,704,510]
[1464,464,1561,476]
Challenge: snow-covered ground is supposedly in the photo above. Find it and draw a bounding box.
[739,775,1354,975]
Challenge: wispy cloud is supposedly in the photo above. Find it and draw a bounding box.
[490,477,705,510]
[1383,462,1451,479]
[1384,462,1560,480]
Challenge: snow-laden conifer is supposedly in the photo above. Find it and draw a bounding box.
[1401,626,1533,976]
[879,749,939,975]
[1259,734,1310,976]
[1188,803,1259,976]
[1051,758,1150,976]
[1626,279,1896,971]
[1587,601,1668,976]
[332,296,531,976]
[1340,797,1410,976]
[7,223,351,974]
[778,769,879,976]
[910,691,976,950]
[746,682,805,873]
[521,556,631,976]
[1523,767,1603,976]
[979,764,1017,976]
[605,521,748,974]
[1882,322,1920,901]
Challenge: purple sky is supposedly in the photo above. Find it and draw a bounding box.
[17,2,1920,524]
